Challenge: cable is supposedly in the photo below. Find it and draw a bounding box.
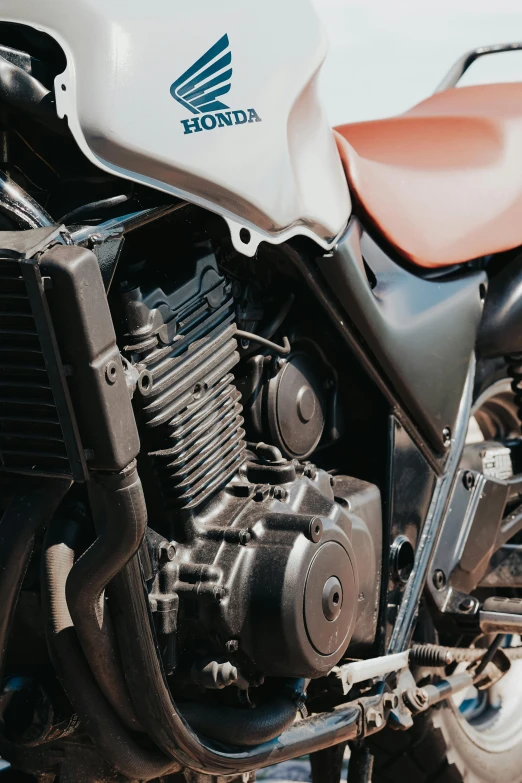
[474,634,505,677]
[235,329,291,356]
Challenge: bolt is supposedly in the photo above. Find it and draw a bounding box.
[238,529,252,545]
[442,427,452,447]
[403,687,429,713]
[225,639,239,654]
[463,471,475,490]
[158,541,176,562]
[272,486,288,501]
[254,485,269,502]
[366,708,384,729]
[459,596,475,613]
[304,464,317,480]
[432,569,446,591]
[213,586,227,601]
[383,692,399,710]
[88,233,103,248]
[105,360,118,384]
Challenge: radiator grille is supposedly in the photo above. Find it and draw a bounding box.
[0,256,82,478]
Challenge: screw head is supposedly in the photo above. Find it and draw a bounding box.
[432,569,446,591]
[459,596,475,613]
[366,708,384,729]
[303,464,317,480]
[238,529,252,545]
[225,639,239,653]
[213,586,227,601]
[159,541,176,562]
[88,233,103,248]
[309,517,323,543]
[105,360,118,384]
[463,471,475,490]
[442,427,452,447]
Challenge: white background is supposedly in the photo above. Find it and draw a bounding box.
[311,0,522,125]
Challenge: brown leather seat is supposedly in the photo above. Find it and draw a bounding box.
[334,83,522,268]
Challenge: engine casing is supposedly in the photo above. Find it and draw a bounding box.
[121,246,381,681]
[146,452,382,679]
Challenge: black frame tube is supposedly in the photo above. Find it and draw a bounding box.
[42,515,179,779]
[65,462,143,731]
[112,555,361,775]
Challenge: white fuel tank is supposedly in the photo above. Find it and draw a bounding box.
[0,0,351,255]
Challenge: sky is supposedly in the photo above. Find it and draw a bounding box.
[310,0,522,125]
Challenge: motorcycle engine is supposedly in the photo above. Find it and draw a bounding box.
[119,242,382,684]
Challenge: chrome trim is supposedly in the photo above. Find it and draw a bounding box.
[435,42,522,93]
[70,202,187,245]
[0,172,54,228]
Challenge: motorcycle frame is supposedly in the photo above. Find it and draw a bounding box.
[0,192,483,777]
[0,16,519,778]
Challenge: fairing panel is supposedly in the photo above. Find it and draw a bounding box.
[0,0,351,254]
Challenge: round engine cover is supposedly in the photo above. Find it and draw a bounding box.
[267,351,325,459]
[303,542,356,656]
[239,521,358,678]
[210,469,361,679]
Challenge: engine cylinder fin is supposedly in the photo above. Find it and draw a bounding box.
[143,339,239,423]
[124,257,246,513]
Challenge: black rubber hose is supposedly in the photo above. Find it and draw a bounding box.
[0,478,70,680]
[178,698,300,747]
[0,55,56,121]
[65,462,143,731]
[59,194,130,225]
[42,515,179,780]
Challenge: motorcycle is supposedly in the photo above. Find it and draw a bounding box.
[0,3,522,782]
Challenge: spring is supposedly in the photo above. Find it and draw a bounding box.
[410,643,522,667]
[409,644,455,666]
